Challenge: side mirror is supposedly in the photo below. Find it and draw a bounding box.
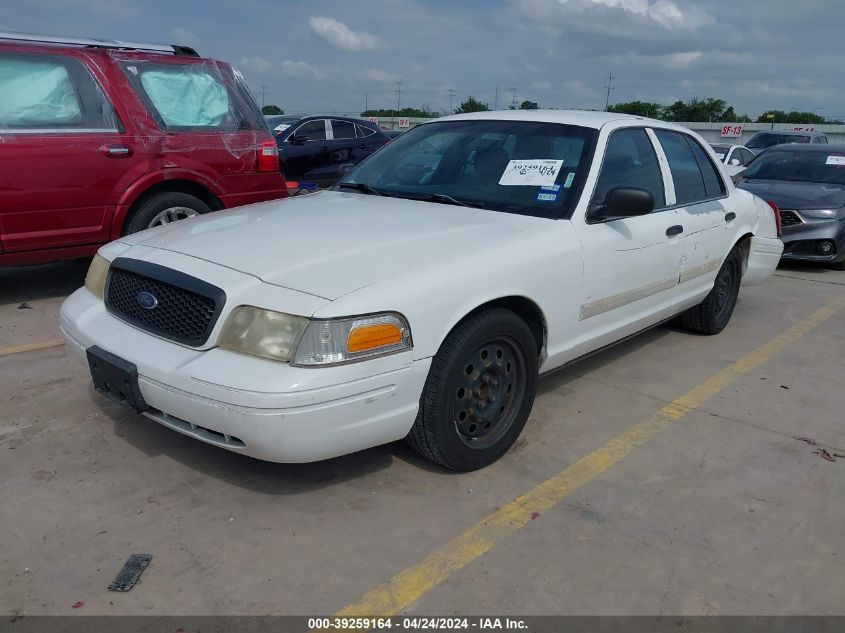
[729,158,741,166]
[337,163,355,177]
[588,187,654,221]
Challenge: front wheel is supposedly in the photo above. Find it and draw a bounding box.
[678,245,742,335]
[406,308,538,471]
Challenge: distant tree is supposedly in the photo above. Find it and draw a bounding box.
[608,100,664,118]
[361,107,439,118]
[519,100,539,110]
[756,110,827,125]
[261,104,283,115]
[454,96,489,114]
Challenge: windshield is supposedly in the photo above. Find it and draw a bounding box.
[336,120,597,218]
[265,115,299,135]
[747,133,811,149]
[742,150,845,185]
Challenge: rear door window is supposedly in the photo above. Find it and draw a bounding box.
[330,119,356,140]
[654,130,707,205]
[0,52,119,131]
[123,61,248,130]
[686,136,725,198]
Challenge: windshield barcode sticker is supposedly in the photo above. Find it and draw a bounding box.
[825,156,845,165]
[499,159,563,186]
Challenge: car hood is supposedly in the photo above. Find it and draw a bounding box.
[737,179,845,210]
[126,191,540,300]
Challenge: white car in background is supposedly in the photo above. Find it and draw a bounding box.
[60,111,783,471]
[710,143,756,177]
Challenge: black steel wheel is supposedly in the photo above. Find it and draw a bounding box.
[406,308,538,471]
[678,245,742,335]
[451,337,526,450]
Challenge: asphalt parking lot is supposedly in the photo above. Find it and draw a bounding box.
[1,260,844,616]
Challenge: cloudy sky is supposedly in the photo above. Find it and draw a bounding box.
[5,0,845,119]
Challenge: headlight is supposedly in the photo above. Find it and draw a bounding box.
[800,208,845,220]
[292,312,412,367]
[218,306,309,362]
[84,254,110,299]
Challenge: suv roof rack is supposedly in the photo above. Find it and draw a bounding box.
[0,31,199,56]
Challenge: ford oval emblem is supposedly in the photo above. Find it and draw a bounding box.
[137,291,158,310]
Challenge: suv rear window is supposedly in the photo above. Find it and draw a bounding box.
[0,52,119,131]
[123,61,251,131]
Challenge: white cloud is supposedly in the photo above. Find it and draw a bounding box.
[362,68,399,83]
[308,16,383,52]
[599,50,751,70]
[514,0,714,31]
[664,51,703,68]
[240,56,273,73]
[170,27,200,48]
[280,60,326,80]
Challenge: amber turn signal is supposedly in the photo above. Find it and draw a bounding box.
[347,323,404,353]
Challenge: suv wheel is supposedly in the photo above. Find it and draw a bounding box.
[124,192,211,235]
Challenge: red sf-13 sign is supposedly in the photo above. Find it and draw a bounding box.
[721,125,743,138]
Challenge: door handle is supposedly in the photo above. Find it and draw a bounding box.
[101,144,132,158]
[724,212,736,222]
[665,225,683,236]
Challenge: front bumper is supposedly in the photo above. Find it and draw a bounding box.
[780,217,845,264]
[60,288,429,463]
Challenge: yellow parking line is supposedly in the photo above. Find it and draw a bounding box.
[0,339,65,358]
[337,295,845,617]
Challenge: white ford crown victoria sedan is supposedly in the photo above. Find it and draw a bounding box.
[60,111,783,471]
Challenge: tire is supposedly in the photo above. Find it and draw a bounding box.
[678,245,742,335]
[406,308,538,471]
[123,192,211,235]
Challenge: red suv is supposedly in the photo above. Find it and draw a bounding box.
[0,32,287,266]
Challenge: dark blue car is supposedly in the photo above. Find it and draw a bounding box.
[737,144,845,269]
[265,114,390,187]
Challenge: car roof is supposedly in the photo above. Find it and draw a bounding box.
[430,109,682,131]
[751,129,826,137]
[0,31,207,61]
[761,143,845,152]
[298,114,375,123]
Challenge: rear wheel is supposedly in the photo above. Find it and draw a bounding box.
[678,246,742,335]
[124,192,211,235]
[406,308,538,471]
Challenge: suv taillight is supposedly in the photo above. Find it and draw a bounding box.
[766,200,782,237]
[258,139,279,173]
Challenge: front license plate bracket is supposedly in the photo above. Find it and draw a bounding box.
[86,346,149,413]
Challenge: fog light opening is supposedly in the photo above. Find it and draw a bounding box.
[818,241,835,255]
